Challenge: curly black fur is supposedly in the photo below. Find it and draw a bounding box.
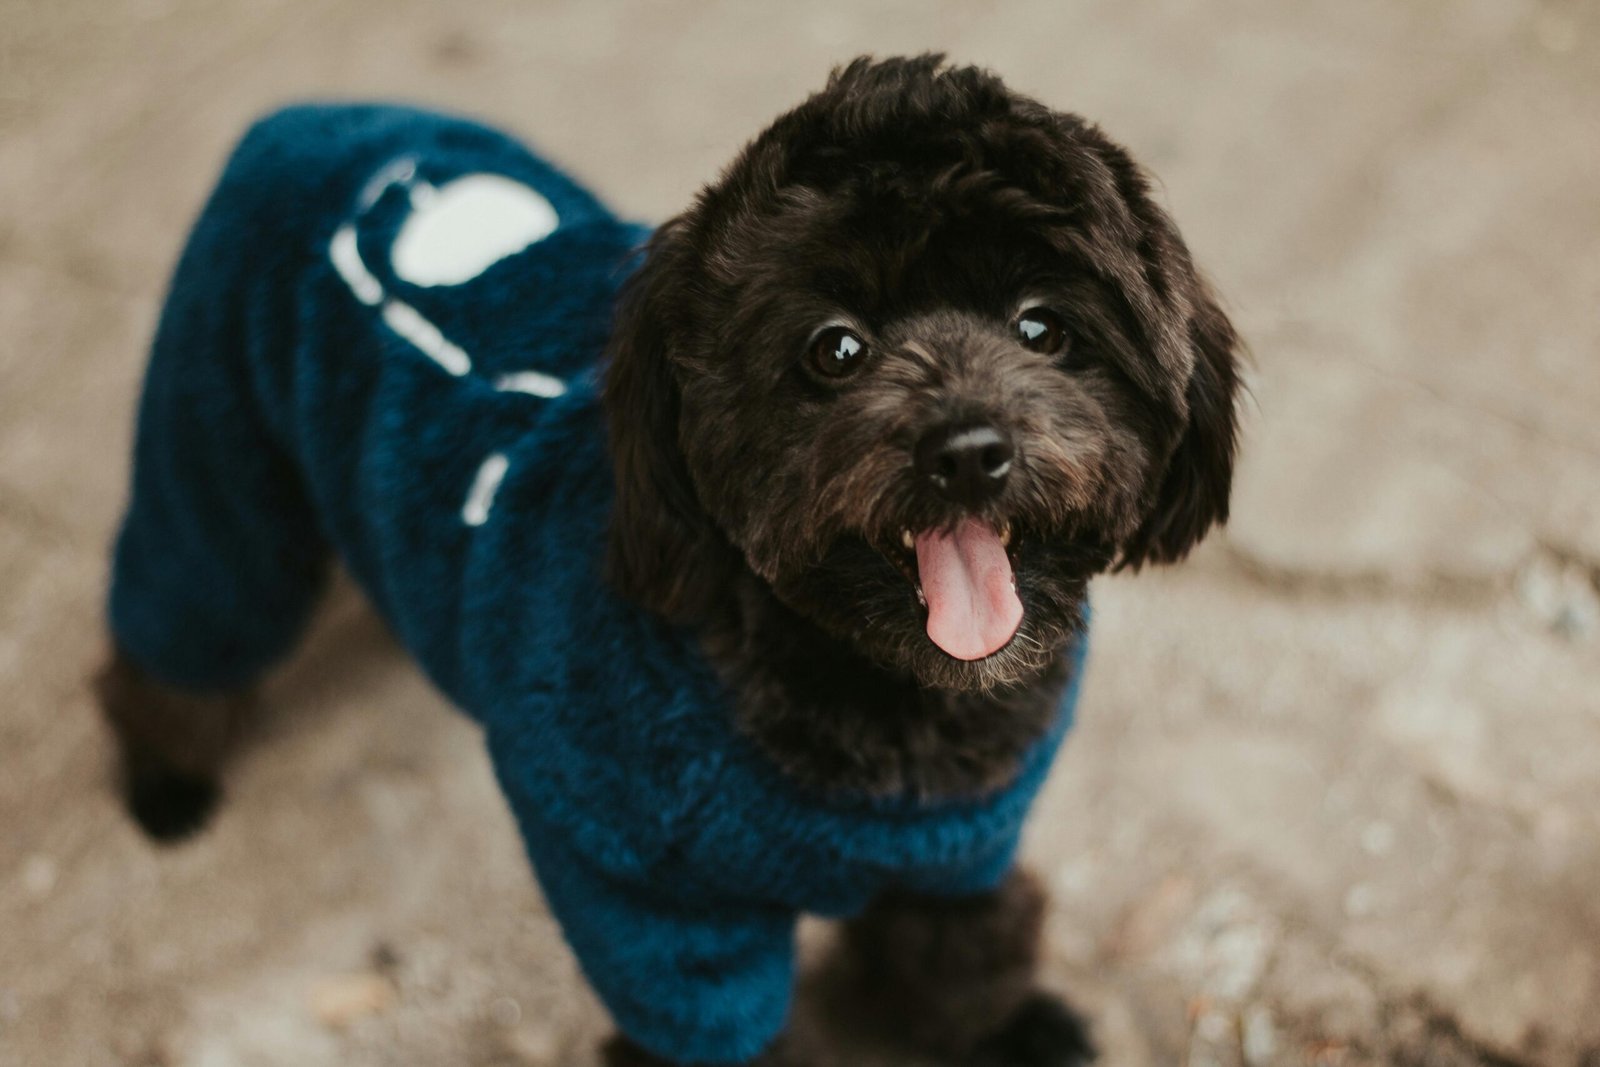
[598,55,1240,1062]
[606,53,1240,794]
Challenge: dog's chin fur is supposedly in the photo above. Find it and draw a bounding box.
[606,53,1241,798]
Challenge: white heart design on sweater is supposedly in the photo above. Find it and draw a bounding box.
[391,173,560,286]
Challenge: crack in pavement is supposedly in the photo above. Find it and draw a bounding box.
[1211,540,1509,611]
[1209,535,1600,638]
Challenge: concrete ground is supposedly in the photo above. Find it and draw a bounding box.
[3,1,1598,1064]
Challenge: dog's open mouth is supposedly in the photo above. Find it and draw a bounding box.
[887,518,1023,661]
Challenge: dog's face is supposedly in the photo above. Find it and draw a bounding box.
[607,56,1241,691]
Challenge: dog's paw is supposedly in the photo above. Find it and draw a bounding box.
[126,768,219,842]
[602,1029,825,1067]
[967,993,1096,1067]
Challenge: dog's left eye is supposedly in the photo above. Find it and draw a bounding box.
[808,325,869,379]
[1015,307,1070,356]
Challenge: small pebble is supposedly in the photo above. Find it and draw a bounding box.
[1343,883,1375,918]
[1360,820,1396,857]
[369,940,401,973]
[1242,1003,1277,1066]
[308,972,395,1029]
[1517,556,1600,640]
[505,1024,559,1064]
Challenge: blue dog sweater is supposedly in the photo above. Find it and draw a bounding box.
[108,104,1089,1065]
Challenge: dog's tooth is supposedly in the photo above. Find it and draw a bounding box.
[999,521,1012,547]
[915,584,927,607]
[901,528,915,551]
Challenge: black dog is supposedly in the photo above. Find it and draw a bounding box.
[601,55,1240,1063]
[99,55,1240,1066]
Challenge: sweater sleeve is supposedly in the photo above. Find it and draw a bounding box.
[520,821,798,1066]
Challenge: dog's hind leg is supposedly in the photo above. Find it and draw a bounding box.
[99,402,330,839]
[93,649,251,841]
[98,389,329,841]
[99,371,330,840]
[99,168,333,840]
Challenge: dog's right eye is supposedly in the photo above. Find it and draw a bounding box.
[807,325,869,379]
[1015,307,1070,357]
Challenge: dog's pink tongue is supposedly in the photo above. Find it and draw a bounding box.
[915,519,1023,661]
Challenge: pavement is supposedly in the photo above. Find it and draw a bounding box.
[2,1,1598,1065]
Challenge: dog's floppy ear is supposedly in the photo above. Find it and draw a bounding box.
[1117,277,1242,570]
[603,219,733,622]
[1045,128,1242,572]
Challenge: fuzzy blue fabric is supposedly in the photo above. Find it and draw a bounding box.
[108,104,1090,1066]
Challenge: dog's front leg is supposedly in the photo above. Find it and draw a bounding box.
[504,819,811,1067]
[841,868,1096,1066]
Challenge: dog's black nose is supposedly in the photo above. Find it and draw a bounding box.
[915,422,1014,505]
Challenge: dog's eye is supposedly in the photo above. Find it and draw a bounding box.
[1015,308,1070,357]
[808,325,869,379]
